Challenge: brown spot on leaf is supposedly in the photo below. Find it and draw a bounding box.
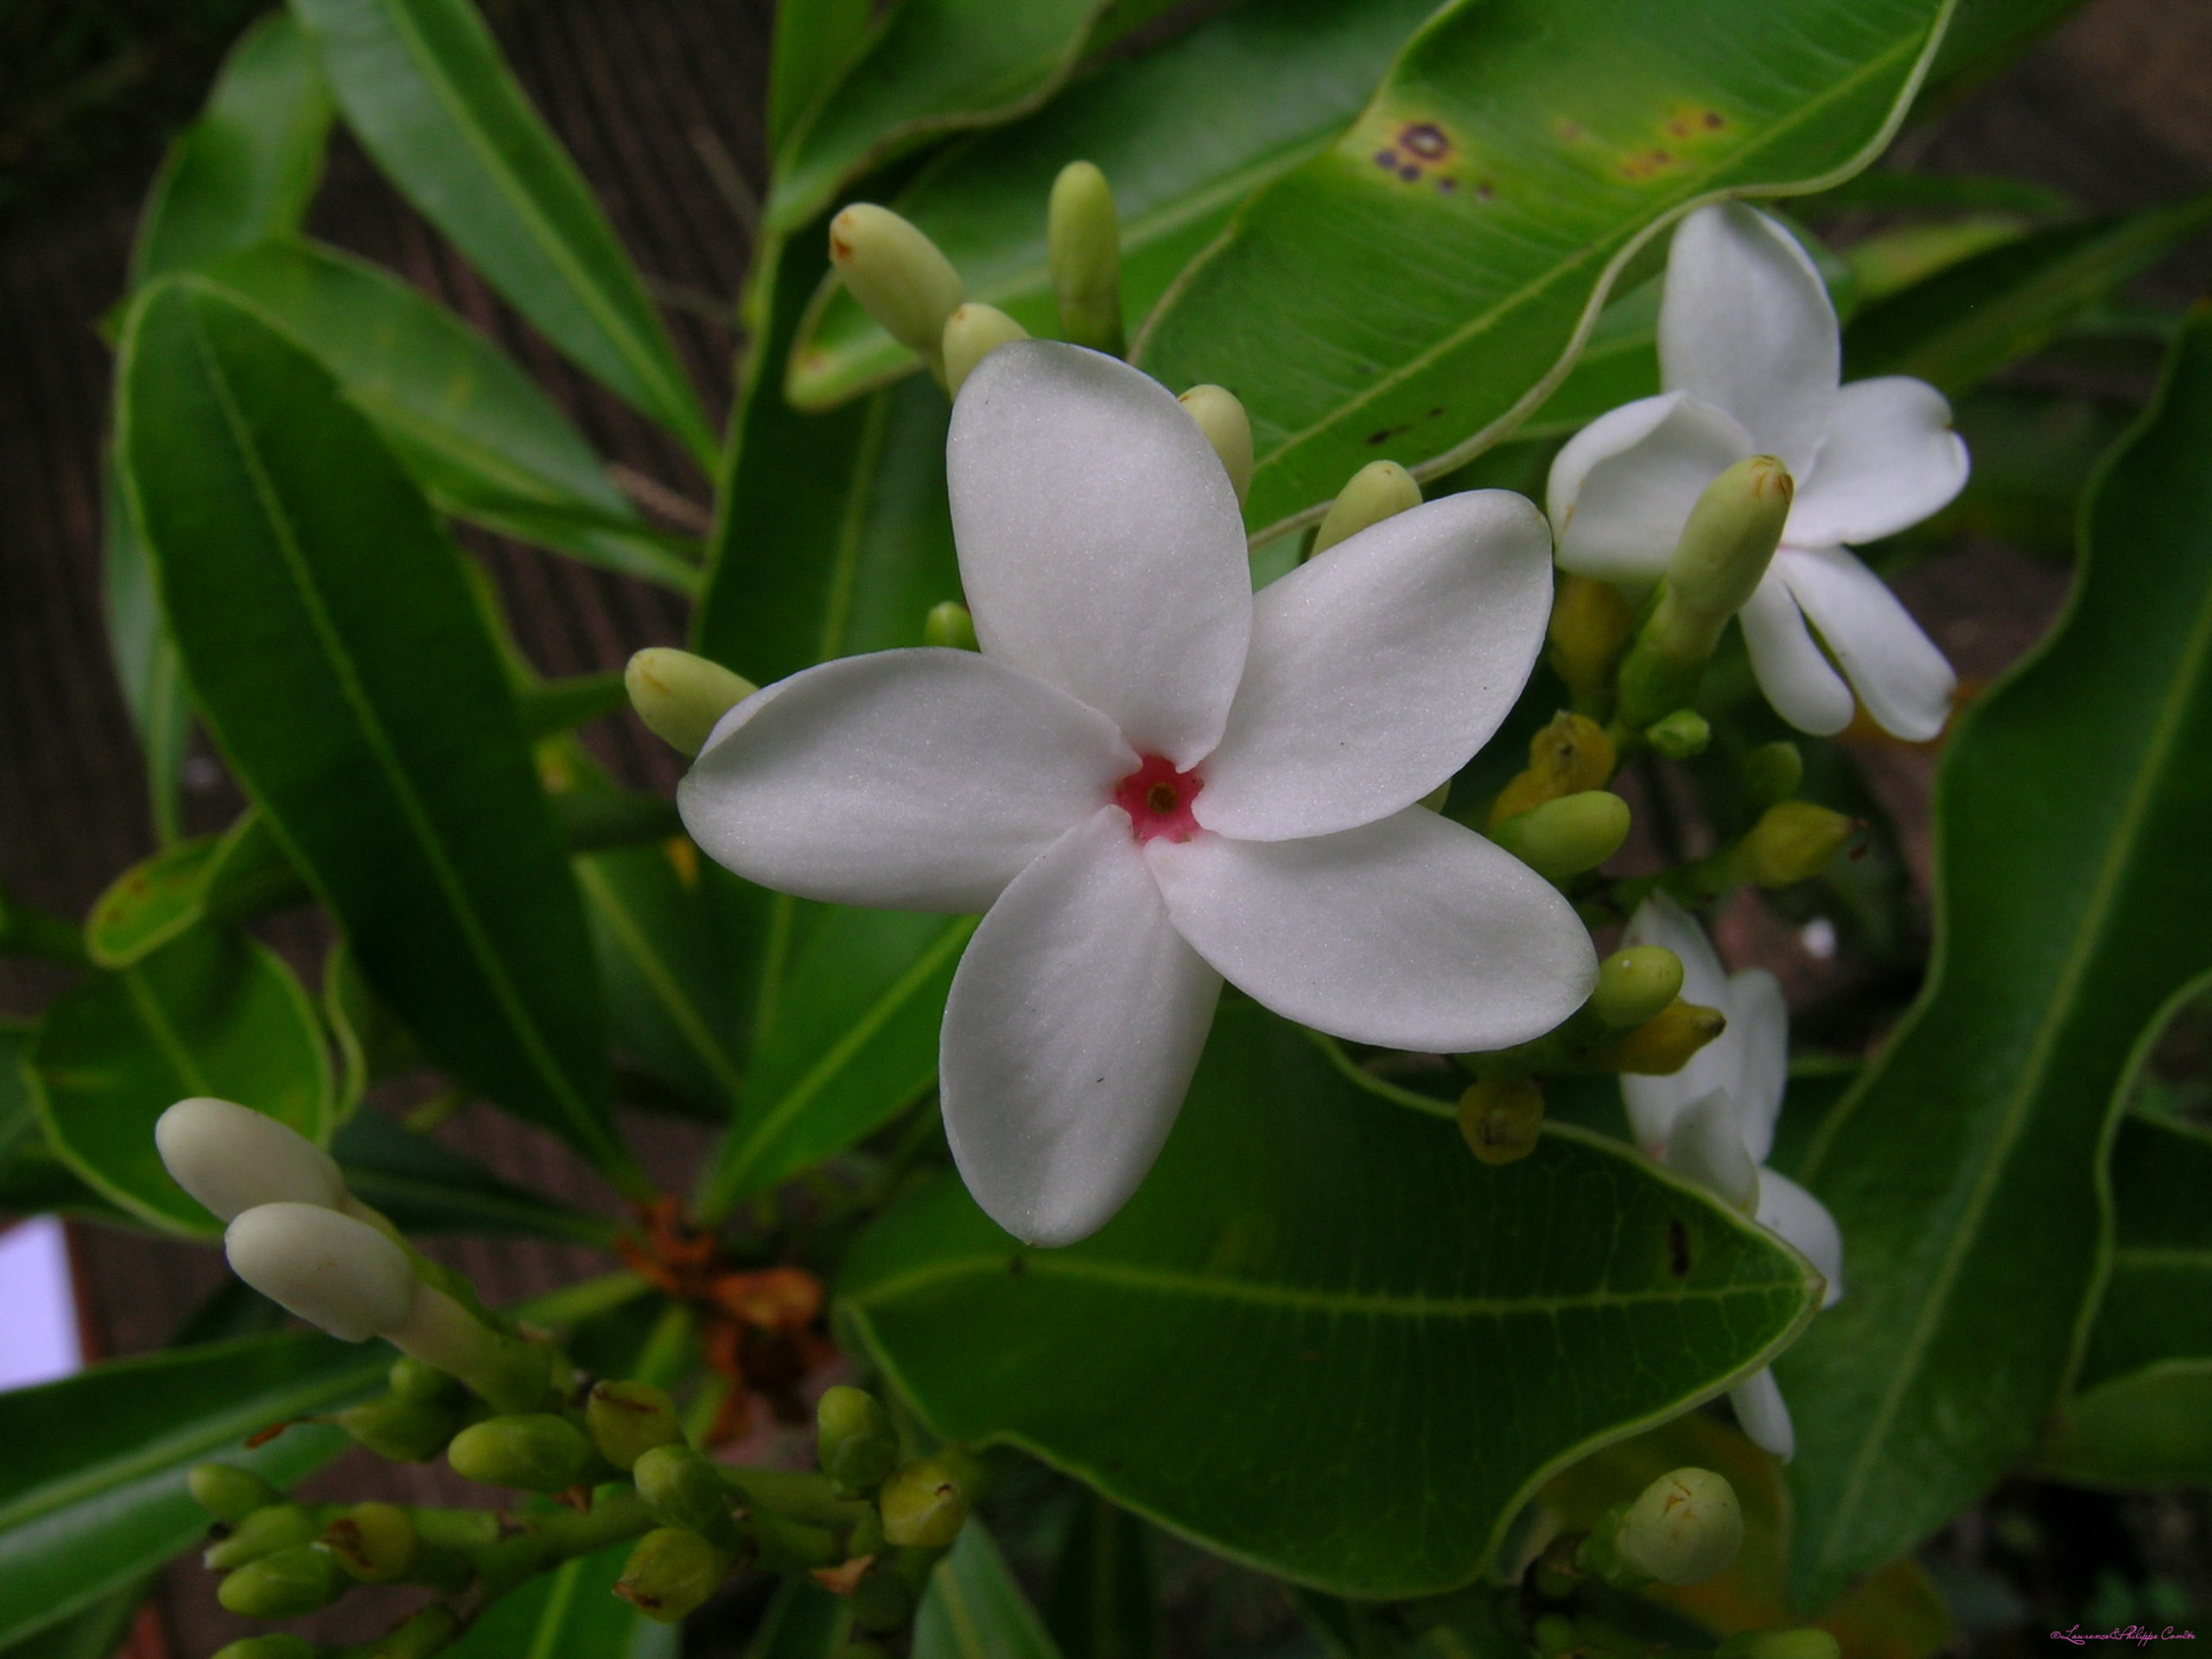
[1401,123,1451,161]
[1374,148,1400,170]
[1366,424,1410,446]
[1007,1255,1027,1276]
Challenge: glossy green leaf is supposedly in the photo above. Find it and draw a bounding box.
[118,276,625,1176]
[29,927,332,1235]
[442,1541,677,1659]
[1781,314,2212,1604]
[1046,1496,1163,1659]
[2040,1363,2212,1491]
[0,1333,377,1648]
[915,1522,1065,1659]
[747,1579,854,1657]
[1133,0,1954,538]
[0,1024,134,1225]
[842,1005,1821,1597]
[788,0,1440,410]
[130,11,334,286]
[1927,0,2092,84]
[0,1583,150,1659]
[1798,168,2070,216]
[333,1109,620,1245]
[288,0,714,462]
[1842,192,2212,393]
[1888,387,2137,561]
[101,460,194,847]
[83,836,222,969]
[768,0,873,156]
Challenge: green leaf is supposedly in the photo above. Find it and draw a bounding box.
[1046,1497,1163,1659]
[442,1541,676,1659]
[1886,387,2138,562]
[914,1522,1065,1659]
[0,1025,135,1225]
[29,927,333,1236]
[129,11,335,286]
[787,0,1440,410]
[101,459,194,846]
[1927,0,2093,84]
[1132,0,1955,538]
[288,0,714,462]
[747,1579,854,1657]
[0,1583,150,1659]
[333,1109,620,1245]
[118,276,626,1177]
[1842,192,2212,393]
[842,1005,1822,1597]
[768,0,873,157]
[0,1332,378,1649]
[1780,313,2212,1604]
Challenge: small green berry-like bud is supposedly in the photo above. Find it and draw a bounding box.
[1048,161,1124,353]
[387,1356,461,1404]
[218,1543,346,1618]
[1312,461,1421,558]
[879,1453,978,1548]
[1729,801,1853,887]
[942,302,1028,397]
[225,1202,416,1344]
[447,1413,590,1492]
[1457,1077,1544,1166]
[322,1502,417,1582]
[1668,456,1793,628]
[588,1380,683,1472]
[1742,741,1803,809]
[633,1443,733,1534]
[1586,1001,1727,1076]
[337,1390,465,1462]
[1590,947,1685,1029]
[1645,709,1712,759]
[830,205,965,370]
[156,1097,345,1224]
[923,601,978,652]
[205,1503,319,1570]
[615,1527,729,1624]
[1177,385,1253,505]
[625,647,757,757]
[1718,1631,1843,1659]
[1490,791,1630,880]
[212,1638,317,1659]
[1490,713,1617,826]
[817,1385,899,1495]
[1610,1466,1745,1586]
[189,1462,280,1523]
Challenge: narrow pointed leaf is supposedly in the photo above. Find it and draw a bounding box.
[747,1579,854,1657]
[1046,1497,1163,1659]
[441,1542,677,1659]
[333,1110,620,1246]
[768,0,873,156]
[914,1523,1065,1659]
[101,461,193,845]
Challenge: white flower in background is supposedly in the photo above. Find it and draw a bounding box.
[1622,893,1843,1461]
[681,341,1596,1246]
[1549,204,1968,741]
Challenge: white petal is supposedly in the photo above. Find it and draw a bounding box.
[1147,808,1595,1052]
[940,807,1222,1246]
[1739,569,1855,737]
[680,649,1132,913]
[1548,392,1754,582]
[1660,204,1839,476]
[1786,377,1969,548]
[1731,1366,1796,1460]
[1620,894,1737,1152]
[1195,492,1554,842]
[1776,546,1957,742]
[948,340,1251,766]
[1727,969,1789,1166]
[1663,1090,1759,1210]
[1757,1167,1845,1309]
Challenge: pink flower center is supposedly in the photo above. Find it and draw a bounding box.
[1113,754,1205,844]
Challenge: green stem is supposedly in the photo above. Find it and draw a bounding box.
[720,1465,875,1529]
[470,1488,655,1600]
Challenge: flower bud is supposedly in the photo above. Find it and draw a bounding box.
[1048,162,1123,354]
[189,1462,281,1523]
[1548,575,1636,710]
[389,1355,460,1402]
[1728,802,1853,887]
[226,1203,416,1343]
[1457,1077,1543,1166]
[156,1097,345,1223]
[817,1385,899,1495]
[206,1503,319,1570]
[1610,1466,1745,1586]
[1668,457,1792,629]
[336,1390,465,1463]
[941,303,1028,397]
[1311,461,1421,559]
[1742,741,1803,809]
[1645,709,1711,760]
[447,1414,590,1492]
[633,1443,733,1534]
[1589,947,1684,1030]
[830,205,964,371]
[1178,385,1253,505]
[616,1527,729,1624]
[217,1544,346,1618]
[1489,714,1617,826]
[414,1508,501,1552]
[1586,1001,1727,1075]
[212,1639,316,1659]
[625,647,757,757]
[879,1453,978,1548]
[1490,791,1630,880]
[322,1502,419,1583]
[587,1380,683,1472]
[923,601,978,652]
[1718,1631,1843,1659]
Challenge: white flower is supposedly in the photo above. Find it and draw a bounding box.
[680,341,1597,1246]
[1549,204,1969,741]
[1621,893,1843,1461]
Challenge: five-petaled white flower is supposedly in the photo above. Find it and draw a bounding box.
[1621,893,1843,1461]
[680,341,1597,1246]
[1549,203,1969,741]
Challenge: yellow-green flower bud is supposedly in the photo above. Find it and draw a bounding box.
[205,1503,319,1570]
[1729,801,1853,887]
[633,1443,733,1534]
[923,601,978,652]
[1177,385,1253,505]
[1548,575,1637,713]
[1048,161,1124,354]
[337,1390,464,1462]
[1609,1466,1744,1586]
[879,1453,977,1548]
[1669,455,1793,628]
[189,1462,281,1523]
[1490,714,1617,826]
[225,1202,416,1344]
[587,1380,682,1472]
[1311,461,1421,559]
[322,1502,417,1583]
[1718,1631,1843,1659]
[941,302,1028,397]
[830,204,965,373]
[1585,1001,1727,1076]
[1645,709,1711,760]
[212,1638,316,1659]
[1489,791,1630,880]
[156,1097,346,1223]
[1589,947,1684,1030]
[1742,741,1803,809]
[387,1356,461,1404]
[1457,1077,1544,1166]
[447,1413,590,1493]
[625,647,757,757]
[217,1544,346,1618]
[616,1527,729,1624]
[817,1385,899,1496]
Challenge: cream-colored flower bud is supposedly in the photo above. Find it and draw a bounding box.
[226,1203,416,1343]
[626,648,758,757]
[157,1097,345,1222]
[1177,385,1253,505]
[830,204,965,371]
[942,302,1029,397]
[1048,161,1123,354]
[1611,1466,1745,1586]
[1312,461,1421,558]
